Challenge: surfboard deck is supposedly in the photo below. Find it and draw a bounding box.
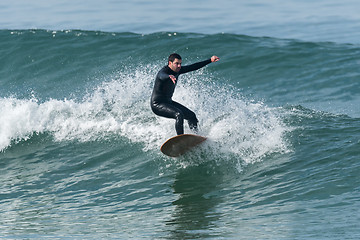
[160,134,207,157]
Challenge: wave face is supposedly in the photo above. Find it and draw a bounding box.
[0,30,359,239]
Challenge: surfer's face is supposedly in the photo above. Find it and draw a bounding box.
[169,58,182,72]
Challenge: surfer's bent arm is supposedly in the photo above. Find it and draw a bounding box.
[157,71,171,81]
[157,68,176,84]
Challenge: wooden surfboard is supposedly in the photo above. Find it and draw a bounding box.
[160,134,207,157]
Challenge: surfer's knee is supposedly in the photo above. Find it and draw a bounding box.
[188,113,198,124]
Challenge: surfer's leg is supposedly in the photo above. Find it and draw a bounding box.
[172,101,198,133]
[151,102,185,135]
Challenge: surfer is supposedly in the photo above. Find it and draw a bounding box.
[151,53,220,135]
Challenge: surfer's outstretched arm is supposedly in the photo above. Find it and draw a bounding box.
[180,55,220,74]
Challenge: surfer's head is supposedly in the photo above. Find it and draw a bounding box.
[168,53,182,72]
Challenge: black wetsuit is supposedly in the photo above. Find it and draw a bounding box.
[151,59,212,135]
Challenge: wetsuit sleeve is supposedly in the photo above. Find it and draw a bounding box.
[180,59,212,74]
[157,70,171,81]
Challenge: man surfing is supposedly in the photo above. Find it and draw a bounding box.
[151,53,220,135]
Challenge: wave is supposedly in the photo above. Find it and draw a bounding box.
[1,29,359,160]
[0,63,292,170]
[1,25,360,239]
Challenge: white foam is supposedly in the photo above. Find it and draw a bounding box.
[0,65,290,165]
[174,74,290,165]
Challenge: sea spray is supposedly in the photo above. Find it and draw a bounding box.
[0,63,290,168]
[175,72,290,164]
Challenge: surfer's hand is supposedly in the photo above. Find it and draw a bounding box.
[169,75,176,84]
[211,56,220,62]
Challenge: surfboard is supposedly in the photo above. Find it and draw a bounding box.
[160,134,207,157]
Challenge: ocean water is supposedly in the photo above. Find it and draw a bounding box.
[1,1,360,239]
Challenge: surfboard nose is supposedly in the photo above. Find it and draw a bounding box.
[160,134,207,157]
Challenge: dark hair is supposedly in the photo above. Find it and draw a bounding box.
[168,53,182,62]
